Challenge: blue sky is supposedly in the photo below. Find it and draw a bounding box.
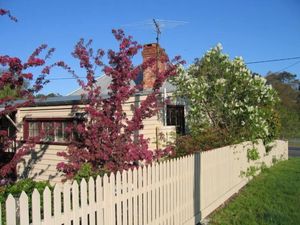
[1,0,300,95]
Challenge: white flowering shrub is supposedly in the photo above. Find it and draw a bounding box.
[171,44,280,145]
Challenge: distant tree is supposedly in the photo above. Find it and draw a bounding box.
[266,71,298,84]
[266,71,300,138]
[35,93,62,98]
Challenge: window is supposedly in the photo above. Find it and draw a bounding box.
[166,105,185,135]
[24,118,73,144]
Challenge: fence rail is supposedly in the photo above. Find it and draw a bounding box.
[2,140,288,225]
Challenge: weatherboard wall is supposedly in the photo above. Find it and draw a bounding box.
[15,96,173,183]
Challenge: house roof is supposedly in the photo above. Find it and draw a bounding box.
[68,74,176,96]
[0,95,84,109]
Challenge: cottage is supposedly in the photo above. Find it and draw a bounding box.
[6,43,186,183]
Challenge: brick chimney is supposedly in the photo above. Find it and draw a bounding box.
[142,43,167,89]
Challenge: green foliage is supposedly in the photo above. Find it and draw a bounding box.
[35,92,62,98]
[73,163,105,183]
[172,127,231,157]
[0,179,52,225]
[266,71,300,139]
[243,166,259,178]
[247,148,260,161]
[0,179,51,202]
[171,44,280,150]
[278,106,300,139]
[0,85,17,99]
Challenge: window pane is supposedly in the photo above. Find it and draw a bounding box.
[42,122,54,142]
[55,122,68,142]
[26,119,72,143]
[29,122,39,138]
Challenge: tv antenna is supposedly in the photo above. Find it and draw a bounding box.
[122,19,188,45]
[153,19,161,45]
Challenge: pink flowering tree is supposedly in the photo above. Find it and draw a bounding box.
[0,9,55,181]
[57,29,184,179]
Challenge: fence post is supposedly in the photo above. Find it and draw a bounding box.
[194,152,201,223]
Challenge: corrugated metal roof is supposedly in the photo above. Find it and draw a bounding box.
[69,75,137,96]
[68,74,176,96]
[0,95,84,109]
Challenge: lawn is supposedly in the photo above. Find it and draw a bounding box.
[209,158,300,225]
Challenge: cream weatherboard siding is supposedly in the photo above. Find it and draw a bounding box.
[16,96,175,183]
[16,105,78,183]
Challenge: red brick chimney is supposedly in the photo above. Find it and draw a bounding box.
[142,43,167,89]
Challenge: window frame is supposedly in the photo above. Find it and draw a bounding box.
[23,118,74,145]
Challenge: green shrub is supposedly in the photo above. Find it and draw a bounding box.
[0,179,52,225]
[173,127,232,157]
[171,44,280,150]
[0,179,51,201]
[247,147,260,161]
[74,163,102,183]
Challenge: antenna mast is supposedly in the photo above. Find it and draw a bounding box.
[153,19,161,45]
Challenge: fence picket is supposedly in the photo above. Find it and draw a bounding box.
[96,176,104,225]
[132,168,138,225]
[54,184,62,225]
[6,195,16,225]
[89,177,96,225]
[32,189,41,225]
[155,163,159,223]
[138,167,143,225]
[103,174,110,225]
[72,181,80,225]
[80,179,88,225]
[159,162,163,223]
[163,161,167,224]
[116,171,122,225]
[142,166,148,225]
[63,182,72,225]
[151,164,155,224]
[122,170,128,225]
[147,165,152,224]
[109,173,116,225]
[127,169,133,225]
[19,192,29,225]
[43,187,52,225]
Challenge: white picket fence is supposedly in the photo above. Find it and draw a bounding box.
[2,140,288,225]
[4,154,201,225]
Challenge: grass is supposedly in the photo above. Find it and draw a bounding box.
[209,158,300,225]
